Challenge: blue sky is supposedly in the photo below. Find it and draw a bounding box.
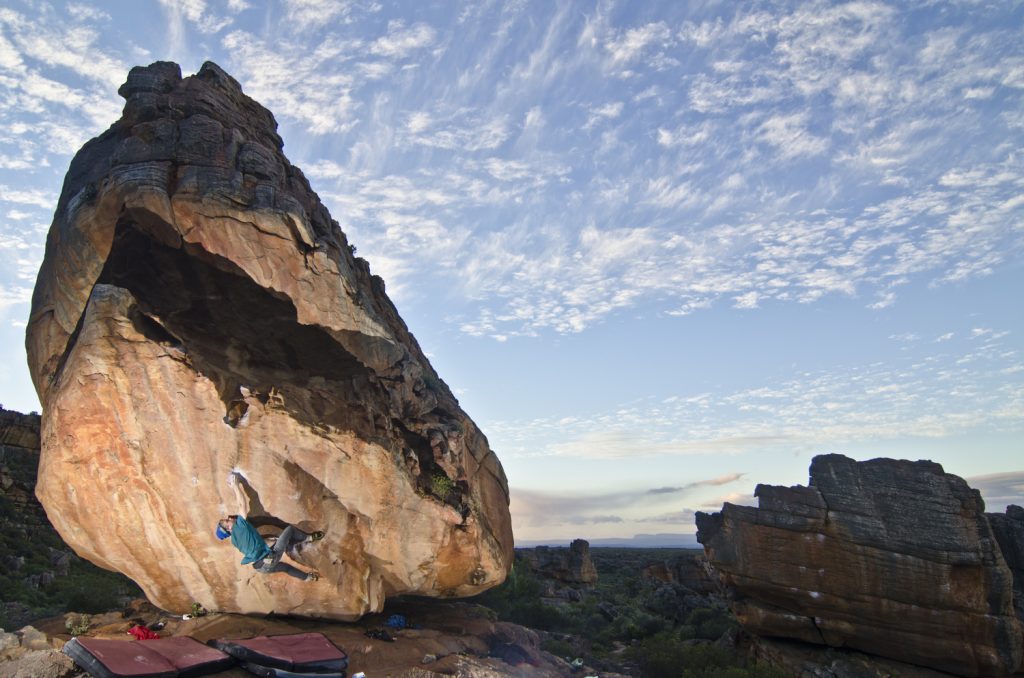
[0,0,1021,543]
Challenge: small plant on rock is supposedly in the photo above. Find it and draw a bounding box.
[190,602,208,618]
[65,613,90,636]
[431,473,455,502]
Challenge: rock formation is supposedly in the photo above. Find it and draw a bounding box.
[696,454,1023,677]
[641,552,720,597]
[26,61,513,620]
[0,408,40,451]
[989,505,1024,623]
[519,539,598,585]
[0,408,42,521]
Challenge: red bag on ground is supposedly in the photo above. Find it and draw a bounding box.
[128,625,161,640]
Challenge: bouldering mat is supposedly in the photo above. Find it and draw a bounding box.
[212,632,347,675]
[63,636,235,678]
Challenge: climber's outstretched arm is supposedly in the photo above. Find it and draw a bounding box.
[227,472,250,517]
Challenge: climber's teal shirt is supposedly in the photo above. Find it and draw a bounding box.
[231,516,272,565]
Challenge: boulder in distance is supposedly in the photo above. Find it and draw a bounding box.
[696,454,1023,676]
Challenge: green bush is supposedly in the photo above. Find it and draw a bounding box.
[507,599,572,631]
[430,473,455,501]
[686,607,735,640]
[65,614,90,636]
[630,630,692,678]
[540,637,575,658]
[631,633,790,678]
[0,550,143,626]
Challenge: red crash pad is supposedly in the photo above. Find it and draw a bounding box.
[63,635,235,678]
[213,632,347,673]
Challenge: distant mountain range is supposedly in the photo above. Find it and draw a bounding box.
[517,533,700,549]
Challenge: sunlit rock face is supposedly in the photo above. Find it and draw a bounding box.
[26,61,513,620]
[696,454,1023,677]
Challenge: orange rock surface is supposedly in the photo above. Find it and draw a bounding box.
[26,61,513,620]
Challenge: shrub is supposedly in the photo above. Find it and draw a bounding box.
[65,614,90,636]
[631,633,790,678]
[630,630,691,678]
[686,607,735,640]
[430,473,455,501]
[508,599,572,631]
[540,637,575,658]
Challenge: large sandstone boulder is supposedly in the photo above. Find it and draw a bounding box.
[25,61,513,620]
[696,454,1023,677]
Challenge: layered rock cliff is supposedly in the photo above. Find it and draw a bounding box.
[0,408,40,450]
[696,454,1023,677]
[989,505,1024,624]
[0,408,42,522]
[26,61,513,620]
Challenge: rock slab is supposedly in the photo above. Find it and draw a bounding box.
[26,61,513,620]
[696,454,1023,677]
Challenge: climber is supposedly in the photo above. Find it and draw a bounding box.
[215,472,324,582]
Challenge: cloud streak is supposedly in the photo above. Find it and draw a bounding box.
[487,326,1023,460]
[510,471,747,528]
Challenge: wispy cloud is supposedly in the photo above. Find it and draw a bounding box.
[967,471,1024,513]
[283,0,356,30]
[511,471,745,528]
[0,186,55,209]
[220,11,437,135]
[487,327,1023,460]
[370,21,435,59]
[186,1,1024,343]
[605,22,672,64]
[0,283,32,310]
[755,112,828,160]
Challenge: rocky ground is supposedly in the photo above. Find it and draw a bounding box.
[1,597,598,678]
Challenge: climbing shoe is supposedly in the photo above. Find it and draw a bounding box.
[305,571,320,582]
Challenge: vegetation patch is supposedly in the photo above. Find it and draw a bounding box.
[471,548,758,676]
[430,473,456,502]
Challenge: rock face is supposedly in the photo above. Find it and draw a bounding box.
[0,408,43,521]
[989,505,1024,624]
[641,552,720,597]
[0,408,40,451]
[519,539,598,585]
[26,61,513,620]
[696,454,1023,677]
